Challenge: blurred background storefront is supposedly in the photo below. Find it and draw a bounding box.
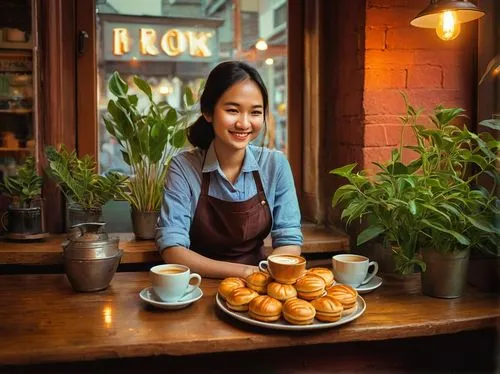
[95,0,289,174]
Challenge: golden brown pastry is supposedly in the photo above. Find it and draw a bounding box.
[226,287,259,312]
[307,267,335,288]
[310,295,344,322]
[218,277,246,300]
[266,282,297,302]
[294,273,326,300]
[282,298,316,325]
[326,284,358,315]
[248,295,282,322]
[246,271,272,294]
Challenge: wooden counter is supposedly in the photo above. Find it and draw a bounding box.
[0,225,350,266]
[0,271,498,370]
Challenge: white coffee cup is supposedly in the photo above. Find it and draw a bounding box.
[332,254,378,288]
[150,264,202,302]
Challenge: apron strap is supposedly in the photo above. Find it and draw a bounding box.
[252,170,265,194]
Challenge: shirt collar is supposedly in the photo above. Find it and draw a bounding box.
[202,142,260,174]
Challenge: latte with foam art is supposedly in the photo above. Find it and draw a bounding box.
[272,256,302,265]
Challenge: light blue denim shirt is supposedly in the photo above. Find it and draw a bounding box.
[156,142,303,255]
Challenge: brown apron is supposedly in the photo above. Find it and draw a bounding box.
[189,169,272,265]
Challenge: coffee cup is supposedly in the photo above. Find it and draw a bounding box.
[258,254,306,284]
[150,264,202,302]
[332,254,378,288]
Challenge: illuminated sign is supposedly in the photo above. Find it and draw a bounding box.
[103,22,218,62]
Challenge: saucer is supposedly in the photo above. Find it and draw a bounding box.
[354,276,383,294]
[139,287,203,310]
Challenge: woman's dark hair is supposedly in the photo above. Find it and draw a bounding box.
[187,60,269,150]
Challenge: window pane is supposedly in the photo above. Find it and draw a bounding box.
[96,0,288,176]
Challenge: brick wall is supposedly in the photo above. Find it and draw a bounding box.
[324,0,477,226]
[362,0,475,169]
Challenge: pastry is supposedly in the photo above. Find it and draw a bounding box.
[307,267,335,287]
[248,295,282,322]
[226,287,259,312]
[218,277,246,300]
[282,298,316,325]
[246,271,272,294]
[267,282,297,302]
[310,295,343,322]
[326,284,358,315]
[294,273,326,300]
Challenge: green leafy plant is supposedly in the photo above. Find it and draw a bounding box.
[45,145,127,211]
[0,156,42,208]
[331,95,500,275]
[103,72,198,212]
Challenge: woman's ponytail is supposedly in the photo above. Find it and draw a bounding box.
[187,115,214,150]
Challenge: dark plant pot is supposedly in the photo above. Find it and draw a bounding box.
[6,207,42,234]
[67,205,103,228]
[131,209,159,240]
[421,248,470,299]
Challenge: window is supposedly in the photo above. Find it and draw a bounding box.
[75,0,295,231]
[94,0,289,175]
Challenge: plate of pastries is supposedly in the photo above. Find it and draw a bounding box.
[216,267,366,331]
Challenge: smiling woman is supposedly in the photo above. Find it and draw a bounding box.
[156,61,302,280]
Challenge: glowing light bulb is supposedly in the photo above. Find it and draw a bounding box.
[265,58,274,65]
[436,11,461,41]
[255,39,268,51]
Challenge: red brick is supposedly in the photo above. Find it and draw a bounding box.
[365,27,386,50]
[364,125,387,146]
[443,66,470,91]
[365,68,407,89]
[364,114,402,125]
[405,89,470,113]
[413,50,465,67]
[363,89,407,115]
[366,8,420,28]
[384,124,418,146]
[407,65,442,88]
[362,146,394,171]
[386,28,460,50]
[365,50,414,67]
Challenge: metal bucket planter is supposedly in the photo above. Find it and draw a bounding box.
[421,248,470,299]
[131,209,159,240]
[4,206,42,235]
[67,204,103,227]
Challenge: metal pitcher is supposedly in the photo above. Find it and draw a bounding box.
[62,222,123,292]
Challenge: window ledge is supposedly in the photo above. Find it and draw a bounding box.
[0,226,349,266]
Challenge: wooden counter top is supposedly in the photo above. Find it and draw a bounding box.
[0,272,498,366]
[0,226,350,266]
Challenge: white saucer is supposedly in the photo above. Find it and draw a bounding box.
[354,275,383,294]
[139,287,203,310]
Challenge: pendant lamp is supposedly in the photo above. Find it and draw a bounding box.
[410,0,485,41]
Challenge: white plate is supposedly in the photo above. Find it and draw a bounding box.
[216,293,366,331]
[139,286,203,310]
[354,276,383,295]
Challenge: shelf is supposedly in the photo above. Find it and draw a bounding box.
[0,109,32,114]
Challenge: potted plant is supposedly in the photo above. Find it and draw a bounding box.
[45,145,127,228]
[331,96,499,298]
[103,72,198,239]
[0,155,45,238]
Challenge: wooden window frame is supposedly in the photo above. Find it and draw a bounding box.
[74,0,311,224]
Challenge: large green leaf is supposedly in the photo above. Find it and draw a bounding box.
[331,184,358,207]
[357,225,386,246]
[108,71,128,97]
[329,163,357,177]
[133,76,152,100]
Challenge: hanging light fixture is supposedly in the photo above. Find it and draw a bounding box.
[410,0,485,41]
